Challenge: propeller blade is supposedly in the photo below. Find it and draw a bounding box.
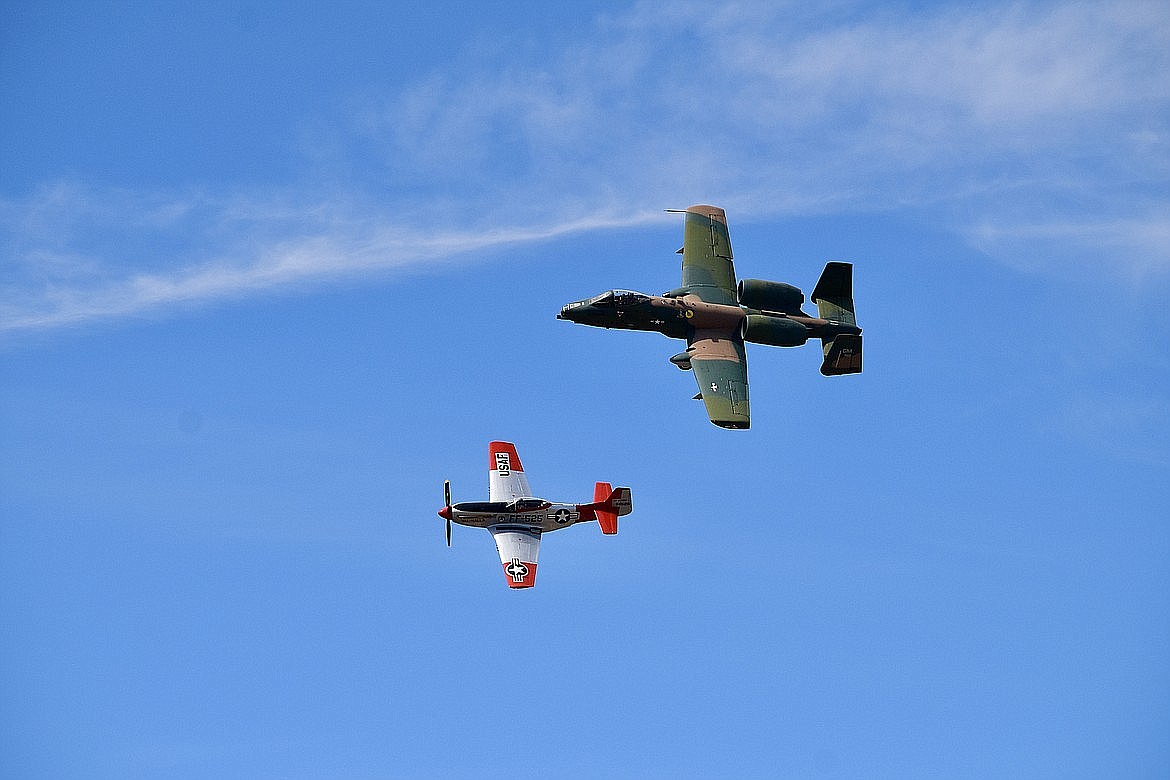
[444,480,452,547]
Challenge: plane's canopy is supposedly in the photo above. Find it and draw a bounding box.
[509,498,550,512]
[613,290,651,306]
[575,290,650,308]
[452,498,549,514]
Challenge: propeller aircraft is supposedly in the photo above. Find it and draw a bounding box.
[438,441,633,588]
[558,204,862,429]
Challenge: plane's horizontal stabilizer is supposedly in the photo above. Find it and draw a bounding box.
[821,333,863,375]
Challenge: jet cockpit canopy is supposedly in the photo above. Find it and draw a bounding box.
[612,290,650,306]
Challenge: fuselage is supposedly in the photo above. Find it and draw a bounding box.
[556,289,851,342]
[557,289,733,337]
[443,498,590,533]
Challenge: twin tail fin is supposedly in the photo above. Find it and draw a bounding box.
[811,262,863,376]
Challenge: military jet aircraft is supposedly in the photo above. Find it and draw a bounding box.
[438,441,633,588]
[558,204,862,429]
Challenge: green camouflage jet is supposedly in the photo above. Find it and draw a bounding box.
[558,205,862,429]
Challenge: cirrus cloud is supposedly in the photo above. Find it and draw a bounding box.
[3,0,1167,335]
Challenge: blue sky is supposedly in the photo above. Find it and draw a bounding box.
[2,1,1168,777]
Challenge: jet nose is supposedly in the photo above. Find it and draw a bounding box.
[559,299,599,323]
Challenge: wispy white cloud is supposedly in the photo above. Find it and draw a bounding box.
[0,190,662,333]
[970,210,1170,280]
[344,0,1170,273]
[2,0,1167,333]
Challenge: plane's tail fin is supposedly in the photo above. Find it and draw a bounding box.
[590,482,632,535]
[811,261,856,326]
[811,262,863,376]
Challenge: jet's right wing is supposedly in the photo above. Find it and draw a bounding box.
[488,441,532,501]
[688,329,751,429]
[679,205,738,305]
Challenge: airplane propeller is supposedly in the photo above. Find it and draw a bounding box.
[443,479,452,547]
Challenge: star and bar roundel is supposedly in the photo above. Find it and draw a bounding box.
[549,507,578,524]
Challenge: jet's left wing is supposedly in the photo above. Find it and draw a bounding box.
[688,329,750,429]
[490,525,540,588]
[488,441,532,501]
[679,205,738,305]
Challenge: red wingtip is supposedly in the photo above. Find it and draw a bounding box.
[489,441,524,473]
[502,559,537,588]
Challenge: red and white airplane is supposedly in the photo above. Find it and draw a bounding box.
[437,441,633,588]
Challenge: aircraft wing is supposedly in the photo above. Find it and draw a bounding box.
[488,441,532,501]
[490,526,541,588]
[688,329,750,429]
[680,205,738,305]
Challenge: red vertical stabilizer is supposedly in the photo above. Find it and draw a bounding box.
[593,482,618,535]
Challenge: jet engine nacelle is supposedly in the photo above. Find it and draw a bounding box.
[737,279,804,314]
[741,314,809,347]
